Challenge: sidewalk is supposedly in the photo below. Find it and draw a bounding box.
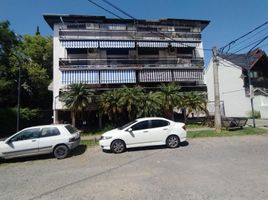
[247,119,268,128]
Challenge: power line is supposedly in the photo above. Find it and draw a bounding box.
[219,21,268,53]
[87,0,124,19]
[100,0,135,19]
[224,27,268,53]
[87,0,211,51]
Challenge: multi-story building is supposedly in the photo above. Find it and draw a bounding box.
[44,14,209,124]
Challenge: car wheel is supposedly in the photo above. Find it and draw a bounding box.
[54,145,69,159]
[166,135,180,148]
[111,140,126,153]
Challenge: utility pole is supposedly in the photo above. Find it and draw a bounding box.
[212,47,221,132]
[247,69,256,128]
[17,63,21,132]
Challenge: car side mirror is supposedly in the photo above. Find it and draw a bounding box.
[5,139,12,144]
[127,128,133,132]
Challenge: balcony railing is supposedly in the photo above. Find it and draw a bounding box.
[61,67,204,85]
[59,58,204,69]
[59,29,201,42]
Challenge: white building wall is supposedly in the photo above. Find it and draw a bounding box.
[53,24,66,111]
[205,58,251,117]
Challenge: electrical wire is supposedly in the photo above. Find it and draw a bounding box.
[87,0,211,51]
[219,21,268,54]
[87,0,124,19]
[226,27,268,52]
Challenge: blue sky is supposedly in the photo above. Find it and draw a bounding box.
[0,0,267,64]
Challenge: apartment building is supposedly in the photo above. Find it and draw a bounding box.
[44,14,209,123]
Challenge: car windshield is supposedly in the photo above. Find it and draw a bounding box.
[118,120,137,130]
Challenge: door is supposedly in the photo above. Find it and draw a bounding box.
[38,127,62,154]
[149,119,170,143]
[125,120,151,147]
[2,128,40,158]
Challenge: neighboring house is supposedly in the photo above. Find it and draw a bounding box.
[204,49,268,118]
[43,14,209,124]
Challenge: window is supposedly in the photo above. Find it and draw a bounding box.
[151,120,169,129]
[11,128,40,142]
[131,121,150,131]
[40,127,60,138]
[65,125,78,134]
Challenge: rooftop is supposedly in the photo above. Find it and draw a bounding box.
[43,13,210,30]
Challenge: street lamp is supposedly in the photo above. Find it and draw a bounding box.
[12,51,31,132]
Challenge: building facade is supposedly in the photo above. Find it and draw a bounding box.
[44,14,209,123]
[204,49,268,118]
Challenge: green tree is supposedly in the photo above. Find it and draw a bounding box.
[118,86,144,121]
[157,83,181,119]
[99,89,122,121]
[181,91,208,121]
[15,34,53,109]
[138,91,162,118]
[59,83,95,126]
[0,21,20,106]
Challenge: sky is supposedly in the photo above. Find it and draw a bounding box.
[0,0,268,64]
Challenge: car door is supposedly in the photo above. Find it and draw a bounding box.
[149,119,171,143]
[38,127,62,154]
[124,120,151,147]
[1,128,40,159]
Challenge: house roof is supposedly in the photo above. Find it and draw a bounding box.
[218,49,267,69]
[43,13,210,31]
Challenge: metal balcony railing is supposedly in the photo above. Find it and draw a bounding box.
[59,58,204,69]
[59,29,201,41]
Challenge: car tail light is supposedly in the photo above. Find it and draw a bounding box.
[182,125,186,130]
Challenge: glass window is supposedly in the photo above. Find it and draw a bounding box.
[151,120,170,129]
[40,127,60,138]
[131,121,150,131]
[11,128,40,142]
[118,120,137,130]
[65,125,78,134]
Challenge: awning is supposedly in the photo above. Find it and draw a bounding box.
[170,42,200,48]
[100,70,136,84]
[137,41,169,48]
[61,41,98,48]
[62,70,99,85]
[139,69,172,82]
[99,41,135,48]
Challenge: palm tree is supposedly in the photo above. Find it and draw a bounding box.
[59,83,95,126]
[181,91,208,121]
[118,86,144,120]
[157,83,181,119]
[99,89,122,122]
[138,91,162,118]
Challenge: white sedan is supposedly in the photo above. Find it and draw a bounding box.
[0,124,80,160]
[99,117,187,153]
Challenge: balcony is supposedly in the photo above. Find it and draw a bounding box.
[59,29,201,42]
[61,68,204,85]
[59,58,204,69]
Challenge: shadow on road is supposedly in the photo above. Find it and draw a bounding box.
[0,144,88,165]
[103,141,189,154]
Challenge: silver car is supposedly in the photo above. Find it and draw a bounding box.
[0,124,80,159]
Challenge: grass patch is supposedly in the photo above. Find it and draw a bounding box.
[188,127,267,138]
[80,139,99,147]
[186,123,207,129]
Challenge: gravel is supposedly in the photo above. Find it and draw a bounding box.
[1,135,268,200]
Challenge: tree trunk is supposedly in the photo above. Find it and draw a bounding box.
[71,111,76,126]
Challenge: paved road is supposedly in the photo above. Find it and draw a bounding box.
[1,135,268,200]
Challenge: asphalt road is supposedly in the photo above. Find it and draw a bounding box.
[1,135,268,200]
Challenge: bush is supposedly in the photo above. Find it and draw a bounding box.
[246,110,261,119]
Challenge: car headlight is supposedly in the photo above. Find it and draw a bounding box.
[100,136,113,140]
